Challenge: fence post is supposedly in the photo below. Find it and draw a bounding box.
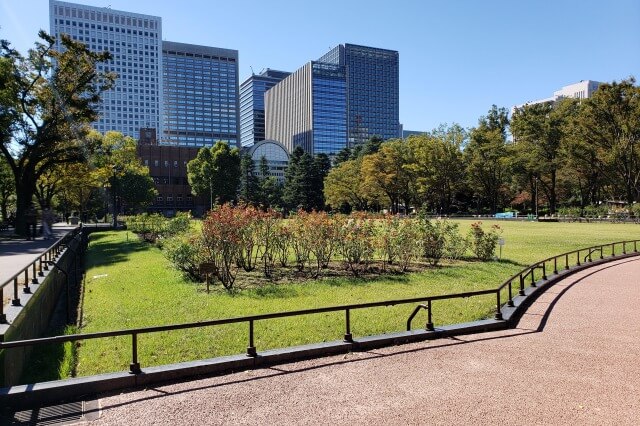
[0,287,6,323]
[247,320,257,357]
[553,257,558,274]
[519,274,525,296]
[12,277,20,306]
[530,268,536,287]
[30,262,37,284]
[576,251,581,266]
[542,262,547,280]
[495,291,503,320]
[508,281,514,307]
[129,333,142,374]
[344,309,353,342]
[426,300,434,330]
[565,253,570,270]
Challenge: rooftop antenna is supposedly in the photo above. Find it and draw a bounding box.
[250,66,255,76]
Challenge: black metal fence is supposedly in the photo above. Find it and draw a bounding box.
[0,227,83,324]
[0,239,638,376]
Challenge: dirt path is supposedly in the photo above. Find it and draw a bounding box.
[90,257,640,425]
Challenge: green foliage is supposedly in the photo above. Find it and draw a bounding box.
[283,147,326,212]
[338,212,376,276]
[469,221,502,260]
[187,141,241,207]
[163,231,205,281]
[0,31,115,235]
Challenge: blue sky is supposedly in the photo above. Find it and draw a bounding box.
[1,0,638,131]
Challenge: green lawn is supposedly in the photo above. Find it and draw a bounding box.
[38,221,640,379]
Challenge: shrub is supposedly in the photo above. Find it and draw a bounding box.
[378,215,420,272]
[304,211,342,278]
[201,204,245,290]
[163,231,205,282]
[442,221,469,261]
[469,221,502,261]
[273,224,292,268]
[419,218,447,266]
[255,209,281,278]
[289,211,312,272]
[338,212,375,276]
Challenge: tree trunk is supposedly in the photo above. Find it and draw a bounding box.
[14,174,37,237]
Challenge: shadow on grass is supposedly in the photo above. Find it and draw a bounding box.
[247,284,299,299]
[86,232,153,268]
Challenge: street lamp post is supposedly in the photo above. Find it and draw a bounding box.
[112,165,118,228]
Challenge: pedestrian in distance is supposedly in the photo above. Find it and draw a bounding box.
[25,205,37,241]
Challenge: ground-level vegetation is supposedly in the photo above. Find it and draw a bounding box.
[41,220,636,379]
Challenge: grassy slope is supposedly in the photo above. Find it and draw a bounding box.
[74,221,639,376]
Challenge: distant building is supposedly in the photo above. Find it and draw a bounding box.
[319,44,400,146]
[162,41,239,147]
[239,69,291,148]
[265,61,347,155]
[402,130,427,138]
[50,1,239,147]
[136,129,206,215]
[512,80,603,113]
[245,139,290,183]
[50,0,163,138]
[265,43,399,155]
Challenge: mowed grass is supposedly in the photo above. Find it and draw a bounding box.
[73,220,639,377]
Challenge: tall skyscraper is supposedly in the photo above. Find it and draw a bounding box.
[50,1,239,147]
[50,1,163,139]
[265,43,399,155]
[318,44,400,146]
[162,41,239,147]
[239,69,291,148]
[265,62,347,155]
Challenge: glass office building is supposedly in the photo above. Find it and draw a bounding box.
[311,63,347,155]
[162,41,239,147]
[50,0,163,139]
[239,69,291,148]
[265,62,346,156]
[319,43,400,146]
[266,43,398,155]
[50,1,239,147]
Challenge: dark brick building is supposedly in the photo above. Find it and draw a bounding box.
[137,129,208,216]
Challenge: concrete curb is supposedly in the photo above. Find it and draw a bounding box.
[2,252,638,410]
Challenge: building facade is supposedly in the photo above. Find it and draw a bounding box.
[265,43,398,155]
[245,139,290,183]
[162,41,239,147]
[265,62,347,155]
[319,44,400,146]
[137,129,207,215]
[239,69,291,148]
[50,1,239,148]
[512,80,603,112]
[50,0,163,139]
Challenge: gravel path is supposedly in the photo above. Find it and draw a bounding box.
[90,257,640,425]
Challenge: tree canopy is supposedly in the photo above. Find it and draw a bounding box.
[187,141,241,208]
[0,31,114,234]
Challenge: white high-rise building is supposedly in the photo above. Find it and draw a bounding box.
[512,80,603,112]
[50,0,163,139]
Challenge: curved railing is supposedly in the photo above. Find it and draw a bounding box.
[0,227,82,323]
[1,239,638,377]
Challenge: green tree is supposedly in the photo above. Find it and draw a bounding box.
[239,152,260,205]
[0,155,15,221]
[573,78,640,204]
[283,147,317,211]
[464,105,511,214]
[187,141,241,208]
[0,32,114,236]
[323,157,384,211]
[406,124,466,214]
[511,99,578,214]
[117,170,156,212]
[361,139,413,213]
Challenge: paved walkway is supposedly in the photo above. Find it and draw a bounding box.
[89,257,640,425]
[0,223,77,285]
